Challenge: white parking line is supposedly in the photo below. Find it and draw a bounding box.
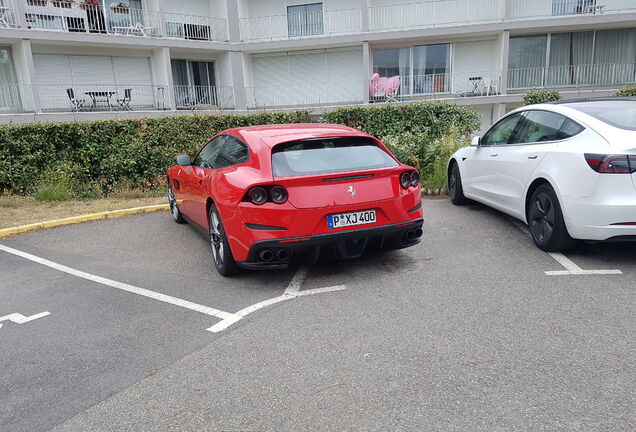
[505,218,623,276]
[208,264,346,333]
[0,311,50,330]
[0,244,239,322]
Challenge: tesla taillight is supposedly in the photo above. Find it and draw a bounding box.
[270,186,288,204]
[249,187,268,205]
[585,154,635,174]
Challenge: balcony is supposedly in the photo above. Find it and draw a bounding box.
[239,0,636,41]
[164,12,228,41]
[508,63,636,90]
[240,8,363,41]
[0,0,20,28]
[38,84,169,111]
[24,1,160,37]
[246,80,365,108]
[174,85,234,110]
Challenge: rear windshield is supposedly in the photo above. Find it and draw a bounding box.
[570,101,636,131]
[271,137,398,177]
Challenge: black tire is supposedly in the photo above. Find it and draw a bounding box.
[168,185,185,224]
[208,204,242,277]
[527,184,577,252]
[448,161,470,205]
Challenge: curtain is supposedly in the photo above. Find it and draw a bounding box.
[548,31,593,86]
[373,48,410,94]
[0,47,19,109]
[594,29,636,85]
[287,3,323,37]
[508,35,547,88]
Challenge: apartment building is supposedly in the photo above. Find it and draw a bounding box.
[0,0,635,128]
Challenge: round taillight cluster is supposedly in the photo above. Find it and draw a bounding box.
[400,171,421,189]
[247,186,289,205]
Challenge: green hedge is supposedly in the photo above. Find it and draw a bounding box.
[0,111,309,195]
[523,89,561,105]
[321,101,481,139]
[615,86,636,97]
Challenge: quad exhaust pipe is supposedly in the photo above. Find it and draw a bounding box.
[277,249,290,261]
[258,248,290,262]
[405,228,423,242]
[258,249,274,262]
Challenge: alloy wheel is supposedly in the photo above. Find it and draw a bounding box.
[529,191,555,244]
[449,166,457,196]
[168,187,179,221]
[209,210,224,267]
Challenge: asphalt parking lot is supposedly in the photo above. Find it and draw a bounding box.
[1,198,634,431]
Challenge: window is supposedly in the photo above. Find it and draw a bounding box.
[194,139,221,169]
[287,3,323,37]
[271,137,398,177]
[508,35,547,89]
[557,119,585,138]
[571,101,636,131]
[481,113,525,146]
[373,44,451,96]
[171,60,217,107]
[213,136,249,169]
[514,111,569,143]
[0,46,20,110]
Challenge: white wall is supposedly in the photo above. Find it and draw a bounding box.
[162,0,210,16]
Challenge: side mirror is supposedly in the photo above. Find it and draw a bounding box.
[176,154,191,166]
[470,136,480,147]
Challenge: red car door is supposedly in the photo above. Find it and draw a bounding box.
[183,137,221,229]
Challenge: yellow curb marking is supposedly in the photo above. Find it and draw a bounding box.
[0,204,170,239]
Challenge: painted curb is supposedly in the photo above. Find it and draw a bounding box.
[0,204,170,239]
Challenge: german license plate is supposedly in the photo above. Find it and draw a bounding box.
[327,210,376,229]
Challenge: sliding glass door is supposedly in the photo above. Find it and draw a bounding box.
[0,47,21,111]
[171,60,217,107]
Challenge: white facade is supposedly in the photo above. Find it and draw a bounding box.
[0,0,635,124]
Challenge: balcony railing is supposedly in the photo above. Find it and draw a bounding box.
[508,63,636,90]
[239,8,363,41]
[247,81,365,108]
[164,12,228,41]
[39,84,169,111]
[0,84,32,111]
[24,1,160,36]
[174,85,234,110]
[0,0,20,28]
[509,0,636,18]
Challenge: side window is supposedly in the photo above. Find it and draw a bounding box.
[514,111,568,144]
[193,138,221,169]
[481,113,525,146]
[213,136,249,169]
[556,118,585,139]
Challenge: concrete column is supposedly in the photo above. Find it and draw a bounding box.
[13,39,40,112]
[226,0,241,42]
[493,103,506,122]
[146,0,165,36]
[13,0,28,28]
[362,41,371,103]
[151,47,175,110]
[496,30,510,95]
[229,51,247,110]
[361,0,369,33]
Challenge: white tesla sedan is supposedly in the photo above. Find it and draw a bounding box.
[448,98,636,252]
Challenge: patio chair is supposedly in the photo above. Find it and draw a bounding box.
[369,73,401,103]
[66,88,85,112]
[116,88,132,110]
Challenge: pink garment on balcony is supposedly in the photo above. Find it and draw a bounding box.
[369,73,400,98]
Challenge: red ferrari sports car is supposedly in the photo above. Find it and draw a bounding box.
[167,124,423,276]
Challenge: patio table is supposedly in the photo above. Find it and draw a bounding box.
[85,91,116,111]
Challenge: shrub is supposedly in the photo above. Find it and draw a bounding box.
[615,86,636,97]
[523,89,561,105]
[322,101,481,139]
[0,111,309,196]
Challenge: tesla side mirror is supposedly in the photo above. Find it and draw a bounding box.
[470,136,480,147]
[176,154,191,166]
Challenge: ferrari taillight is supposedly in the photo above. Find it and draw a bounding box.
[585,153,635,174]
[245,186,288,205]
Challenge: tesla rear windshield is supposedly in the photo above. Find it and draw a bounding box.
[271,137,398,177]
[569,100,636,131]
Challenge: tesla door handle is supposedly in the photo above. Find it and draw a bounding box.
[490,154,499,157]
[528,155,538,160]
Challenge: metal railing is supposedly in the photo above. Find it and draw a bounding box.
[239,8,363,41]
[508,63,636,90]
[509,0,636,18]
[24,1,160,36]
[247,81,365,108]
[174,85,234,110]
[164,12,228,41]
[0,84,32,111]
[0,0,20,28]
[38,84,169,111]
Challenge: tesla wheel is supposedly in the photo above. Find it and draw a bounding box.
[448,161,470,205]
[208,204,241,277]
[528,184,576,252]
[168,185,185,224]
